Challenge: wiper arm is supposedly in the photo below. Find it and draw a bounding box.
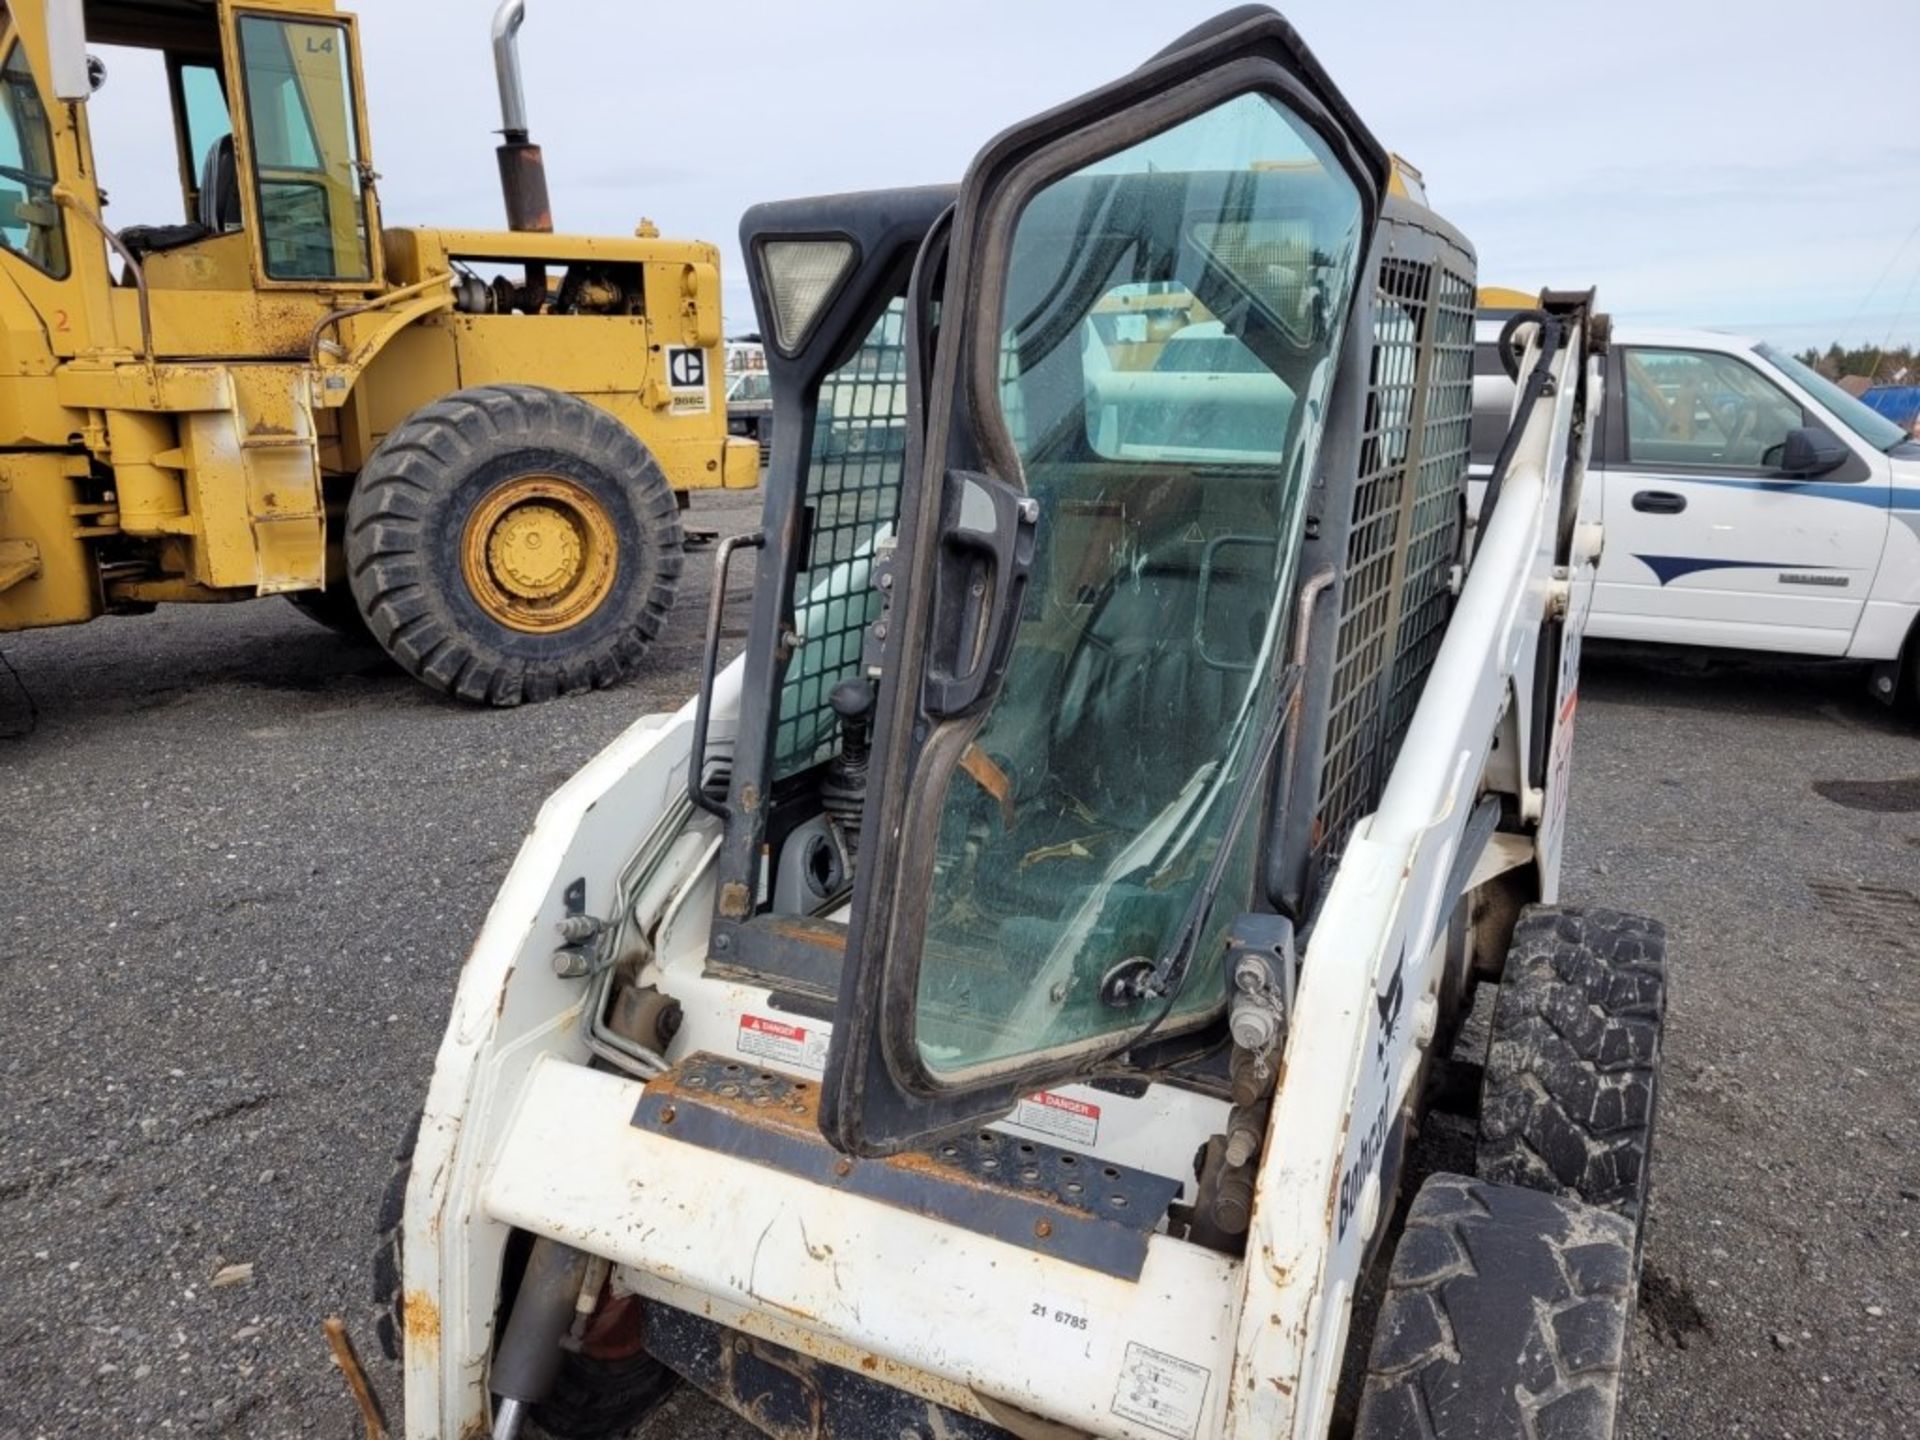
[1104,661,1304,1032]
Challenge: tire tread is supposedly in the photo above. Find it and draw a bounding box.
[1477,905,1668,1221]
[344,384,684,706]
[1355,1174,1637,1440]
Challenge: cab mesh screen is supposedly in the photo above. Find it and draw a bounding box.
[1315,244,1475,858]
[1316,257,1430,852]
[1384,266,1475,754]
[773,299,910,778]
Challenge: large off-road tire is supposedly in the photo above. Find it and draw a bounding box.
[284,583,376,642]
[345,385,684,706]
[1354,1173,1638,1440]
[1476,905,1667,1224]
[371,1115,675,1438]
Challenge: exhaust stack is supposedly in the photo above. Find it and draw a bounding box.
[491,0,552,233]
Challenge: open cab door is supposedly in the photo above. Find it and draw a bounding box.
[820,11,1390,1153]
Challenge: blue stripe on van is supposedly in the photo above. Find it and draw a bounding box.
[1634,555,1809,586]
[1678,475,1920,512]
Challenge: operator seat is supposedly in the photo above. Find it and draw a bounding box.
[114,136,242,266]
[199,134,242,233]
[1049,549,1261,827]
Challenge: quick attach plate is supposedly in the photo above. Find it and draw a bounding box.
[632,1053,1180,1281]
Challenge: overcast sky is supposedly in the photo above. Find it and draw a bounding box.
[87,1,1920,352]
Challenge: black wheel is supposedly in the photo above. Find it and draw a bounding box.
[1354,1173,1638,1440]
[1476,905,1667,1224]
[345,384,684,706]
[371,1114,675,1438]
[371,1113,419,1363]
[530,1338,678,1440]
[283,583,377,642]
[1893,621,1920,717]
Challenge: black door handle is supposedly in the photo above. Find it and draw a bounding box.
[1632,490,1687,514]
[922,469,1038,718]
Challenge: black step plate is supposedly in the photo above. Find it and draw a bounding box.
[632,1053,1179,1280]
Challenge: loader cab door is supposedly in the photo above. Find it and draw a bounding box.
[819,11,1386,1153]
[220,6,378,286]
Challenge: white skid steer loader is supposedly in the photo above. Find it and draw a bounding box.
[379,9,1668,1439]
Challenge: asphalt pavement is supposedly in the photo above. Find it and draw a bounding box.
[1,494,1915,1439]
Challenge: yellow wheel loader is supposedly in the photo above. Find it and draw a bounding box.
[0,0,756,704]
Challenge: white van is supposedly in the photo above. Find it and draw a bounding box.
[1472,314,1920,707]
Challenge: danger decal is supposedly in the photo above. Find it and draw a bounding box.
[735,1013,831,1073]
[1008,1090,1101,1148]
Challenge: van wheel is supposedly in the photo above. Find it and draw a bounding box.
[345,385,684,706]
[1476,905,1667,1225]
[1894,622,1920,716]
[371,1115,676,1437]
[1353,1174,1638,1440]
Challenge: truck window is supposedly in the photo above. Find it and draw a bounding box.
[1758,342,1908,453]
[235,16,371,281]
[1622,347,1803,469]
[0,43,68,277]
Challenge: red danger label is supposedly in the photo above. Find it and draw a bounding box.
[736,1013,831,1072]
[1010,1090,1101,1147]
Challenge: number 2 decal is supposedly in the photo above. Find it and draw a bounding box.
[52,308,69,333]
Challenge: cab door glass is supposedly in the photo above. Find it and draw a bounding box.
[235,16,371,280]
[1622,348,1804,469]
[910,91,1365,1080]
[180,62,234,222]
[0,43,68,276]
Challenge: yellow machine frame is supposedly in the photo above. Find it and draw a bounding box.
[0,0,755,633]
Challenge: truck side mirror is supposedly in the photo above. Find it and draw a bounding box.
[1776,425,1849,477]
[46,0,93,102]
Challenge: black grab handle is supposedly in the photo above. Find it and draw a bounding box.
[1632,490,1687,515]
[922,469,1038,718]
[687,530,765,818]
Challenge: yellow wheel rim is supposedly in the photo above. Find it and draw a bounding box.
[460,475,618,634]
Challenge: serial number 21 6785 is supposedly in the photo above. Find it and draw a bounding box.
[1031,1303,1090,1331]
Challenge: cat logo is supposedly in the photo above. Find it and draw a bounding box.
[665,346,710,414]
[667,346,707,390]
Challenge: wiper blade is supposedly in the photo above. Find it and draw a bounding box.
[1106,661,1304,1036]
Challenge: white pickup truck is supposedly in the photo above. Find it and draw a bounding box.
[1472,312,1920,708]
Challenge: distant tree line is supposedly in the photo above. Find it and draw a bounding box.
[1795,343,1918,385]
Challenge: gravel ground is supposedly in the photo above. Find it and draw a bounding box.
[1,502,1915,1439]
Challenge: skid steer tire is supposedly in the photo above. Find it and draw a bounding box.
[1353,1173,1637,1440]
[345,385,684,706]
[1476,905,1667,1226]
[531,1350,679,1440]
[370,1114,676,1436]
[284,584,377,642]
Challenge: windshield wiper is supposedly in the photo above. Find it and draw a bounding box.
[1102,661,1304,1036]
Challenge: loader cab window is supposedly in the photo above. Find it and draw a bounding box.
[66,38,232,257]
[0,43,68,277]
[908,92,1366,1079]
[178,63,234,225]
[234,15,371,281]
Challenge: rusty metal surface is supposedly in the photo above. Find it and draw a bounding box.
[496,141,554,234]
[644,1303,1012,1440]
[632,1054,1178,1281]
